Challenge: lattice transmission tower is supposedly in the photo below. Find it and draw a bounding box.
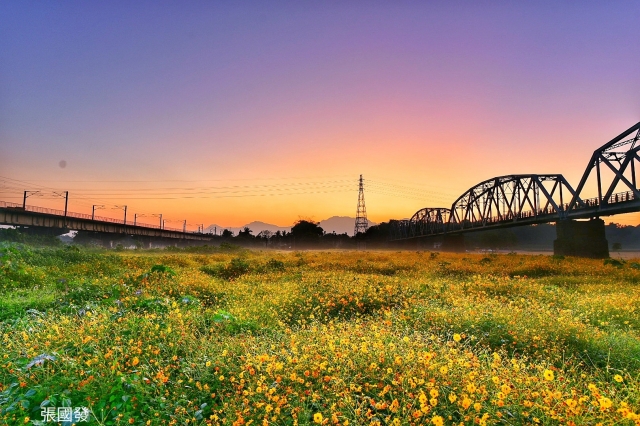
[354,174,368,236]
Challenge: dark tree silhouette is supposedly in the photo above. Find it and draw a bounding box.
[291,220,324,248]
[237,227,253,238]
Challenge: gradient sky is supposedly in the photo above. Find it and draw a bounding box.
[1,1,639,229]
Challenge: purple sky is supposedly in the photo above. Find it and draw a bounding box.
[1,1,639,226]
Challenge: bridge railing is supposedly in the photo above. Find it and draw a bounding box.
[577,190,636,209]
[0,201,190,233]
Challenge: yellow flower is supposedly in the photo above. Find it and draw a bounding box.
[448,393,457,403]
[205,361,211,367]
[132,357,140,366]
[543,369,554,381]
[598,397,612,409]
[614,374,623,383]
[453,333,461,342]
[313,413,323,424]
[461,397,471,410]
[431,415,444,426]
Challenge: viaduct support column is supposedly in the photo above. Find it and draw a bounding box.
[442,234,466,252]
[554,219,609,258]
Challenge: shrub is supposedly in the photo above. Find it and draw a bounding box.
[200,257,251,280]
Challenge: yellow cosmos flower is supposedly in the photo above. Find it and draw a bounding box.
[614,374,623,383]
[132,357,140,366]
[313,413,323,424]
[599,397,612,409]
[461,397,471,410]
[543,369,554,381]
[453,333,461,342]
[431,415,444,426]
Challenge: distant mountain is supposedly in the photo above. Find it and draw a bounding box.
[205,216,378,237]
[205,221,289,236]
[319,216,378,236]
[244,221,291,234]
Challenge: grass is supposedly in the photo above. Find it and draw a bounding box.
[1,245,639,425]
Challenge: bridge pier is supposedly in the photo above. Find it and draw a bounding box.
[554,219,609,258]
[442,234,466,252]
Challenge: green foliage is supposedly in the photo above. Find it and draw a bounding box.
[137,264,177,281]
[209,310,259,335]
[265,258,285,271]
[2,247,640,425]
[200,257,251,280]
[0,228,63,246]
[0,246,43,291]
[347,261,407,276]
[604,258,625,268]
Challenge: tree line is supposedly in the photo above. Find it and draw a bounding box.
[214,220,393,249]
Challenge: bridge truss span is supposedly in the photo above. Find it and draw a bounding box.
[449,174,579,231]
[409,208,451,237]
[569,122,640,211]
[388,122,640,244]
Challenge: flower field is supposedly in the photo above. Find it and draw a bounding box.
[1,245,639,425]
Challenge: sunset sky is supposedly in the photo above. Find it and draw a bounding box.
[1,2,639,230]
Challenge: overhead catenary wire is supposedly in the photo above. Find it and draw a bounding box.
[0,174,459,228]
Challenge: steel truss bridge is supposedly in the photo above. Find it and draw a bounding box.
[391,122,640,240]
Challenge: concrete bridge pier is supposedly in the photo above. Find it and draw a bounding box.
[554,219,609,258]
[442,234,466,252]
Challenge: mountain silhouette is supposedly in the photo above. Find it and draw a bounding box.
[205,216,377,236]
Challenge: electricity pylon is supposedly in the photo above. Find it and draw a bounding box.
[354,174,368,241]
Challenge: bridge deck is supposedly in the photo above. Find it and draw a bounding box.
[391,196,640,240]
[0,202,213,241]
